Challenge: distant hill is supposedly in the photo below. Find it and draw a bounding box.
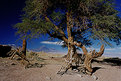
[31,46,58,53]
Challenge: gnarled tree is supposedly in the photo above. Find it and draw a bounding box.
[14,0,121,74]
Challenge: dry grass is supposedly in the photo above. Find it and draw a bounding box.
[26,51,65,65]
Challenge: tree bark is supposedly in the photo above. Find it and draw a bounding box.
[22,39,27,56]
[83,44,104,74]
[66,12,74,62]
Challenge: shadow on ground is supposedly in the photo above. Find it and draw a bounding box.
[93,57,121,66]
[92,67,102,73]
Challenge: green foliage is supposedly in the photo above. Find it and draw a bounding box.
[14,0,121,46]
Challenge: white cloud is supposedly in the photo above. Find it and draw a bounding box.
[40,41,64,45]
[7,44,16,46]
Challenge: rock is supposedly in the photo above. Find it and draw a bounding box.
[76,74,83,77]
[46,76,51,80]
[92,75,98,80]
[73,69,79,72]
[0,45,11,57]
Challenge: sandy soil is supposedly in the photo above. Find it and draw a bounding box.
[0,54,121,81]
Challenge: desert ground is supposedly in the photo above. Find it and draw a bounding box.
[0,52,121,81]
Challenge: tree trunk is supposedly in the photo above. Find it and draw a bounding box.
[84,53,93,74]
[83,44,105,74]
[22,39,27,56]
[66,12,74,62]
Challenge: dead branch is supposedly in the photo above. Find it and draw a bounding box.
[92,44,105,58]
[84,44,105,74]
[7,47,30,64]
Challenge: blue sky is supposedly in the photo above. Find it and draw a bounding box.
[0,0,121,57]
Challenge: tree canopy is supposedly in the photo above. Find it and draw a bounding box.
[14,0,121,47]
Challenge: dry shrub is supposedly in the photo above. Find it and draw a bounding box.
[27,51,45,62]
